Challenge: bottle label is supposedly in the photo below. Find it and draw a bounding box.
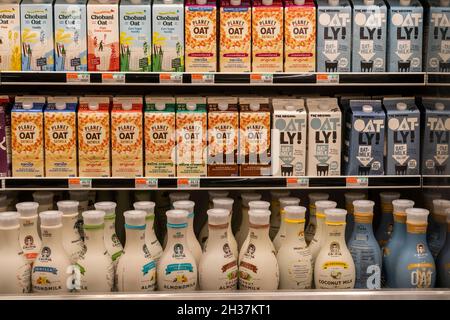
[407,223,427,234]
[32,264,65,292]
[407,263,435,288]
[77,251,114,292]
[381,202,393,213]
[316,259,355,289]
[17,263,31,293]
[162,263,196,290]
[393,212,406,223]
[286,257,313,289]
[354,213,373,224]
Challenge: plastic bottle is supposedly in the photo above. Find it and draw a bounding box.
[116,210,157,292]
[94,202,123,264]
[383,199,415,288]
[437,209,450,288]
[348,200,382,289]
[277,206,313,289]
[427,199,450,258]
[309,200,337,263]
[212,197,238,258]
[375,192,400,247]
[133,201,163,263]
[269,190,290,239]
[69,190,91,240]
[57,201,85,264]
[16,202,41,264]
[344,192,366,243]
[32,191,55,212]
[0,211,31,293]
[157,209,198,291]
[198,191,230,248]
[273,197,301,251]
[199,208,238,290]
[305,193,329,244]
[239,209,279,290]
[235,193,262,249]
[0,194,7,211]
[164,192,190,247]
[423,192,442,211]
[314,208,355,289]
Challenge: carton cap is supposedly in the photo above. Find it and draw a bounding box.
[213,197,234,211]
[121,102,133,111]
[344,192,366,204]
[33,191,54,204]
[155,103,166,111]
[94,201,117,215]
[163,0,174,3]
[308,192,329,203]
[433,199,450,216]
[88,102,99,111]
[316,200,337,214]
[399,0,411,6]
[16,202,39,217]
[208,190,229,200]
[124,210,146,226]
[186,103,197,111]
[22,102,33,110]
[441,0,450,6]
[406,208,429,224]
[328,0,339,5]
[353,200,375,214]
[207,208,229,225]
[166,209,189,225]
[364,0,374,5]
[218,103,228,111]
[82,210,105,226]
[173,200,195,215]
[285,105,296,111]
[230,0,241,5]
[196,0,207,4]
[380,192,400,204]
[396,102,407,111]
[248,200,270,210]
[262,0,273,5]
[133,201,156,216]
[55,102,66,110]
[57,200,79,215]
[363,105,373,113]
[392,199,415,213]
[169,192,190,203]
[0,212,20,229]
[249,209,271,225]
[242,193,262,207]
[284,206,306,220]
[294,0,305,4]
[279,197,300,208]
[325,208,347,223]
[249,103,260,111]
[40,211,63,227]
[435,102,445,111]
[270,190,290,199]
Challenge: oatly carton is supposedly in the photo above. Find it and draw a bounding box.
[111,96,143,177]
[272,98,307,176]
[386,0,423,72]
[11,96,45,177]
[424,0,450,72]
[421,97,450,175]
[316,0,352,72]
[144,95,176,177]
[0,96,11,177]
[44,96,78,177]
[351,0,387,72]
[306,98,341,176]
[384,97,420,175]
[0,0,21,71]
[207,96,239,176]
[344,100,385,175]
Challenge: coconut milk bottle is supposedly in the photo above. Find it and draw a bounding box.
[133,201,163,263]
[436,209,450,287]
[428,199,450,258]
[0,0,21,71]
[425,0,450,72]
[344,192,366,244]
[375,192,400,247]
[309,200,337,263]
[94,202,123,264]
[273,197,301,251]
[57,201,85,264]
[305,192,329,244]
[16,202,41,264]
[269,190,290,240]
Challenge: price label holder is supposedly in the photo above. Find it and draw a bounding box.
[66,73,90,83]
[191,73,214,84]
[68,178,92,189]
[135,178,158,189]
[250,73,273,84]
[346,177,368,188]
[102,73,125,84]
[316,73,339,84]
[159,73,183,84]
[286,177,309,188]
[0,179,5,189]
[177,178,200,189]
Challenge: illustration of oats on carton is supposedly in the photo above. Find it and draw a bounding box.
[44,96,78,177]
[11,96,45,177]
[0,0,21,71]
[78,96,111,177]
[0,96,12,177]
[111,96,143,177]
[176,96,207,177]
[144,95,176,177]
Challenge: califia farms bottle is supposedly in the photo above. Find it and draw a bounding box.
[375,192,400,247]
[309,200,337,263]
[212,197,238,259]
[269,190,290,240]
[305,193,329,244]
[273,197,300,251]
[16,202,41,264]
[57,200,85,264]
[198,191,229,248]
[94,202,123,264]
[344,192,366,244]
[235,193,262,249]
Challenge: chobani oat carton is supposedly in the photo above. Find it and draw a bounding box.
[252,0,284,72]
[238,96,271,176]
[78,96,111,177]
[207,96,239,176]
[144,95,176,177]
[111,96,143,177]
[44,96,77,177]
[0,0,21,71]
[0,96,11,177]
[219,0,251,72]
[11,96,45,177]
[284,0,316,72]
[176,96,207,177]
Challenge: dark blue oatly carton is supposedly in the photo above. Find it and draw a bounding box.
[317,0,352,72]
[344,100,385,175]
[421,97,450,175]
[384,97,420,175]
[351,0,387,72]
[386,0,423,72]
[424,0,450,72]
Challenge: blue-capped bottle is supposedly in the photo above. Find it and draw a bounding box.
[348,200,382,289]
[436,209,450,288]
[382,199,414,288]
[344,192,366,244]
[395,208,436,288]
[427,199,450,258]
[375,192,400,248]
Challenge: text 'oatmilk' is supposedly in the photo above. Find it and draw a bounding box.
[0,0,21,71]
[425,0,450,72]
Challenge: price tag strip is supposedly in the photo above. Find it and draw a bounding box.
[316,73,339,84]
[346,176,368,188]
[68,178,92,189]
[177,178,200,189]
[191,73,214,84]
[66,73,90,83]
[250,73,273,84]
[159,73,183,84]
[286,177,309,188]
[135,178,158,189]
[101,73,125,84]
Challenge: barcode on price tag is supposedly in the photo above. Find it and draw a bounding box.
[159,73,182,84]
[102,73,125,83]
[346,177,368,188]
[316,74,339,84]
[66,73,90,83]
[191,73,214,84]
[177,178,200,189]
[68,178,92,189]
[135,178,158,189]
[286,177,309,188]
[250,74,273,84]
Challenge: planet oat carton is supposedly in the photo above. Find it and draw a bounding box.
[0,0,21,71]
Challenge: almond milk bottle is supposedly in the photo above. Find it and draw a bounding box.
[235,192,261,249]
[173,200,202,264]
[57,201,85,264]
[198,191,230,248]
[344,192,367,243]
[309,200,337,262]
[211,197,238,259]
[133,201,163,263]
[16,202,41,264]
[304,192,329,244]
[273,197,301,251]
[163,192,190,247]
[94,201,123,264]
[269,190,290,240]
[238,199,269,253]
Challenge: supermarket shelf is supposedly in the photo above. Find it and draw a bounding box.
[427,72,450,86]
[422,175,450,188]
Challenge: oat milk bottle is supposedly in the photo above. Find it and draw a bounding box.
[269,190,290,240]
[32,211,72,293]
[57,201,85,264]
[375,192,400,247]
[116,210,156,292]
[78,210,114,292]
[133,201,163,263]
[199,208,238,290]
[305,193,329,244]
[437,209,450,287]
[199,190,229,248]
[428,199,450,258]
[16,202,41,264]
[273,197,301,251]
[212,197,238,258]
[344,192,367,243]
[277,206,313,289]
[173,200,202,264]
[239,209,279,290]
[0,212,31,293]
[235,193,262,249]
[309,200,338,263]
[314,208,355,289]
[157,209,198,291]
[94,202,123,264]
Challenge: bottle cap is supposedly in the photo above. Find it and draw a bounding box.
[208,190,229,200]
[352,200,375,214]
[325,208,347,223]
[380,191,400,204]
[207,208,229,225]
[248,200,270,210]
[124,210,146,226]
[69,190,90,202]
[424,192,442,210]
[316,200,337,214]
[16,202,39,217]
[57,200,79,216]
[249,209,271,225]
[94,201,117,216]
[88,102,99,111]
[279,197,300,208]
[294,0,305,5]
[249,103,260,111]
[270,190,290,200]
[364,0,374,5]
[262,0,273,5]
[55,102,66,110]
[0,211,20,228]
[133,201,155,216]
[173,200,195,215]
[392,199,415,213]
[213,197,234,212]
[169,192,190,204]
[362,105,373,113]
[82,210,105,226]
[155,102,166,111]
[40,211,63,227]
[186,103,197,111]
[308,192,329,204]
[241,193,262,207]
[432,199,450,217]
[230,0,241,5]
[32,191,54,204]
[406,208,429,224]
[166,209,189,226]
[396,102,407,111]
[344,192,366,204]
[399,0,410,6]
[284,206,307,221]
[218,103,228,111]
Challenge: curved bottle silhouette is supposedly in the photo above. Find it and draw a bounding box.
[16,202,41,264]
[305,193,329,244]
[375,192,400,248]
[273,197,301,251]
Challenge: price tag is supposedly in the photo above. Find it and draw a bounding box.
[177,178,200,189]
[102,73,125,83]
[286,177,309,188]
[250,73,273,84]
[0,179,5,189]
[135,178,158,189]
[191,73,214,84]
[316,73,339,84]
[66,73,90,83]
[159,73,182,84]
[68,178,92,189]
[346,177,368,188]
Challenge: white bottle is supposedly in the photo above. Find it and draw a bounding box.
[305,193,329,244]
[0,194,7,211]
[314,208,355,289]
[16,202,41,264]
[78,210,114,292]
[116,210,157,292]
[0,211,31,293]
[239,209,279,290]
[199,208,238,290]
[32,211,72,294]
[57,201,85,264]
[69,190,91,240]
[94,202,123,264]
[277,206,313,289]
[235,193,262,249]
[164,192,191,247]
[157,209,198,291]
[269,190,291,239]
[212,197,238,258]
[199,191,230,248]
[172,200,202,264]
[133,201,163,263]
[273,197,301,251]
[309,200,338,262]
[344,192,367,243]
[32,191,55,212]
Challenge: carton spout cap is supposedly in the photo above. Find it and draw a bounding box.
[396,102,407,111]
[155,103,166,111]
[262,0,273,5]
[98,0,110,3]
[186,103,197,111]
[362,105,373,113]
[121,102,133,111]
[435,102,445,111]
[249,103,260,111]
[328,0,339,5]
[441,0,450,6]
[22,102,33,110]
[163,0,174,3]
[196,0,207,4]
[130,0,142,3]
[318,103,329,111]
[66,0,77,3]
[55,102,66,110]
[294,0,305,4]
[230,0,241,5]
[88,102,99,111]
[218,103,228,111]
[284,105,296,111]
[399,0,411,6]
[364,0,374,5]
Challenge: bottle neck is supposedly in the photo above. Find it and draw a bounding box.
[406,222,428,243]
[20,215,39,235]
[104,214,116,236]
[315,211,325,234]
[208,223,228,245]
[41,225,64,250]
[248,223,271,246]
[62,213,78,234]
[124,224,146,252]
[187,212,195,236]
[431,213,447,225]
[391,212,407,239]
[166,223,189,247]
[324,221,346,244]
[145,215,158,241]
[285,219,307,246]
[353,212,375,235]
[381,201,393,215]
[0,227,21,253]
[84,224,105,250]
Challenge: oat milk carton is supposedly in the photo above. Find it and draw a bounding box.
[0,0,21,71]
[272,98,307,176]
[207,96,239,176]
[344,100,385,175]
[0,96,11,177]
[20,0,54,71]
[252,0,284,72]
[152,0,184,72]
[284,0,316,72]
[351,0,387,72]
[44,97,78,177]
[119,0,151,72]
[87,0,120,71]
[424,0,450,72]
[384,97,420,175]
[316,0,352,72]
[78,96,111,177]
[421,97,450,175]
[238,97,271,176]
[176,96,207,177]
[54,0,88,71]
[386,0,423,72]
[11,96,45,177]
[144,95,176,177]
[185,0,217,72]
[306,98,341,176]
